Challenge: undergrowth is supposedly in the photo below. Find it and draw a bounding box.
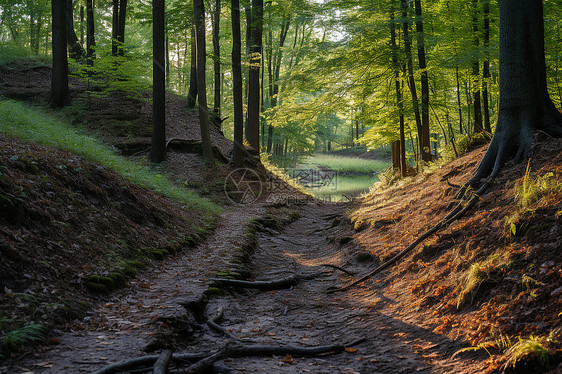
[0,43,50,71]
[0,100,220,216]
[0,318,46,358]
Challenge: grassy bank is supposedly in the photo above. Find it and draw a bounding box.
[0,100,219,215]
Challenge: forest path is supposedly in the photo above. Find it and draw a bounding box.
[15,201,482,373]
[14,204,266,373]
[200,202,477,374]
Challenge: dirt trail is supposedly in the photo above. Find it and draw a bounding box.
[13,202,483,374]
[12,205,265,374]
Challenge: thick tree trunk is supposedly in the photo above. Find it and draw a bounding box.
[86,0,95,66]
[49,0,70,108]
[150,0,166,163]
[212,0,221,116]
[194,0,214,162]
[232,0,244,167]
[186,24,198,108]
[414,0,431,162]
[470,0,562,184]
[245,0,263,153]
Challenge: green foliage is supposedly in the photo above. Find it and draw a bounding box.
[504,336,551,370]
[0,43,50,71]
[515,162,562,209]
[0,100,220,216]
[0,318,46,356]
[69,50,152,99]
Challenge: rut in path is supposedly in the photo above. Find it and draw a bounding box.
[15,202,484,374]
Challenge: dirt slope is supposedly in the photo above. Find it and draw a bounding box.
[348,136,562,372]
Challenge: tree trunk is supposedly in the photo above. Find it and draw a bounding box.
[455,64,463,134]
[400,0,423,165]
[86,0,95,66]
[245,0,263,153]
[231,0,244,167]
[79,5,84,46]
[391,3,407,177]
[470,0,562,184]
[212,0,221,116]
[150,0,166,163]
[471,0,483,133]
[166,30,170,86]
[414,0,431,162]
[194,0,214,162]
[112,0,119,56]
[186,23,198,108]
[65,0,85,59]
[117,0,127,56]
[482,0,492,133]
[49,0,70,108]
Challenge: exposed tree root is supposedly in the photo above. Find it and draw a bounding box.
[90,352,210,374]
[328,182,490,293]
[210,272,327,291]
[206,306,251,342]
[153,350,172,374]
[318,263,357,276]
[185,339,365,374]
[91,338,364,374]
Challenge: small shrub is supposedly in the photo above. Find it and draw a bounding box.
[503,336,550,370]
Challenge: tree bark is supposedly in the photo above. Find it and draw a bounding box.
[482,0,492,133]
[232,0,244,167]
[86,0,95,66]
[65,0,85,60]
[186,23,198,109]
[212,0,221,116]
[194,0,214,162]
[117,0,127,56]
[112,0,119,56]
[470,0,562,184]
[150,0,167,163]
[49,0,70,108]
[414,0,431,162]
[471,0,483,133]
[245,0,263,153]
[391,3,407,177]
[400,0,423,165]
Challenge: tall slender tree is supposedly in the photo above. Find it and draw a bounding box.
[232,0,244,167]
[482,0,492,133]
[49,0,70,108]
[186,23,198,108]
[245,0,264,153]
[150,0,166,163]
[194,0,214,161]
[117,0,127,56]
[414,0,431,162]
[400,0,423,166]
[471,0,484,133]
[86,0,95,65]
[212,0,221,117]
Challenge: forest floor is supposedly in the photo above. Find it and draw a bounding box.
[1,65,561,373]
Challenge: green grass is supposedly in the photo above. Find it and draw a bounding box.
[0,43,50,71]
[302,154,390,174]
[0,100,220,215]
[314,174,379,202]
